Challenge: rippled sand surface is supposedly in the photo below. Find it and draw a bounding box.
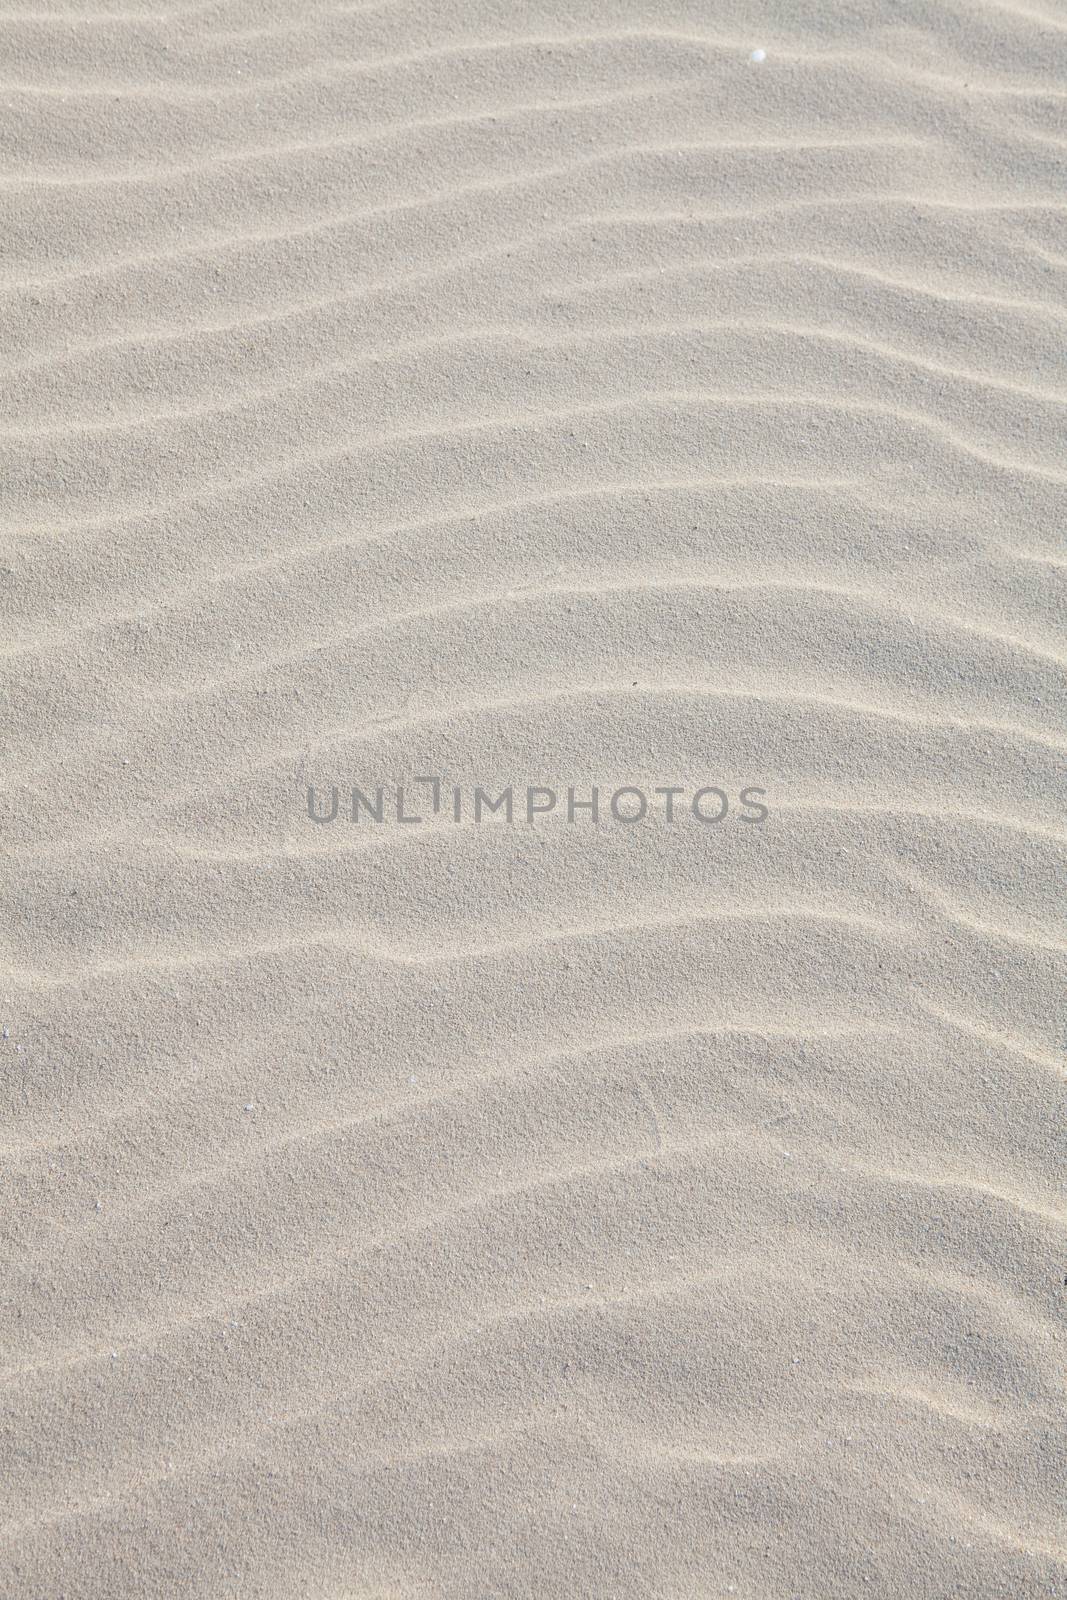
[1,2,1065,1596]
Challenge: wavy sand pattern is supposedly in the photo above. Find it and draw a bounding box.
[1,2,1065,1596]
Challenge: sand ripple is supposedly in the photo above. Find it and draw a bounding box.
[1,2,1064,1596]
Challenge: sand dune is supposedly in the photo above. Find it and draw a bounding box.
[1,1,1064,1596]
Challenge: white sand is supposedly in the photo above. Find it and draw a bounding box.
[1,2,1065,1596]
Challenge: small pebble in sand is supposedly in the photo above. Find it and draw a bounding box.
[1,1027,8,1040]
[244,1102,255,1111]
[750,48,767,62]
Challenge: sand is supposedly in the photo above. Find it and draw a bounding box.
[1,1,1065,1596]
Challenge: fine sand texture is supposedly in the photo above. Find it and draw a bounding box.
[1,2,1065,1596]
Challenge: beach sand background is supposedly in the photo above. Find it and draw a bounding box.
[1,1,1065,1596]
